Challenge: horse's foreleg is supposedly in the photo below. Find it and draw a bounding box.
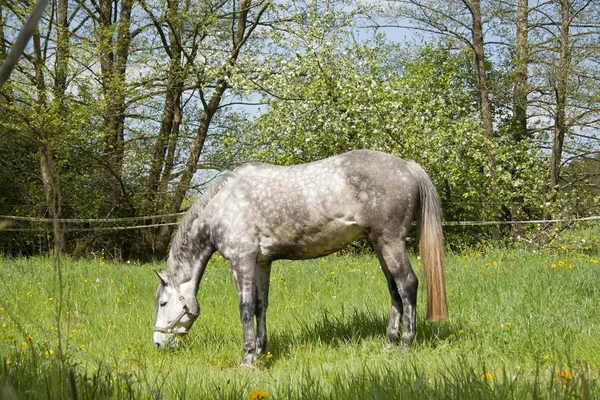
[232,256,258,366]
[255,261,272,355]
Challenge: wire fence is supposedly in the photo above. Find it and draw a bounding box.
[0,212,184,232]
[1,213,599,232]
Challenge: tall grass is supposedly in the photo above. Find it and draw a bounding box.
[1,246,599,398]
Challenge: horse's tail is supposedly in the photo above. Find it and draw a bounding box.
[407,162,448,321]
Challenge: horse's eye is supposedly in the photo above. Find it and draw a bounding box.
[160,301,167,307]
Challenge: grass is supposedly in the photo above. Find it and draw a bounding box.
[1,245,599,399]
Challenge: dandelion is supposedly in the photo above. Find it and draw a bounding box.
[266,351,273,359]
[482,372,493,380]
[299,345,306,350]
[458,329,464,334]
[249,389,269,400]
[559,370,572,386]
[21,341,28,347]
[543,355,549,360]
[80,344,86,349]
[45,348,54,356]
[505,322,511,327]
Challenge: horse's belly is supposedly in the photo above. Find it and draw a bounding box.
[258,219,364,260]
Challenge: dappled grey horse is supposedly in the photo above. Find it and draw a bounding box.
[153,150,447,366]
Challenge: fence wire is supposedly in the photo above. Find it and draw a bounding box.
[1,214,599,232]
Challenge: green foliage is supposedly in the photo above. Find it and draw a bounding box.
[1,247,599,398]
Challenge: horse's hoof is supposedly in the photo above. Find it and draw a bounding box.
[240,353,257,368]
[382,342,395,353]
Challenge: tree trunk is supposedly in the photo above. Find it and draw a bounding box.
[98,0,133,218]
[470,0,499,226]
[510,0,529,236]
[547,0,570,201]
[33,30,64,250]
[143,0,185,217]
[514,0,529,142]
[0,7,6,62]
[53,0,69,101]
[471,0,493,142]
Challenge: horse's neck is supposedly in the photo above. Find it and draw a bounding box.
[169,234,214,294]
[169,200,217,292]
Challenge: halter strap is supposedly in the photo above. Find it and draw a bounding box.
[153,285,196,333]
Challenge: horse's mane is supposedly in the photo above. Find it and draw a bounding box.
[168,173,233,274]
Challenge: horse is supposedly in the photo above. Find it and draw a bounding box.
[153,149,447,366]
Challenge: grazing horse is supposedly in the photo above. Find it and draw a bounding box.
[153,150,447,366]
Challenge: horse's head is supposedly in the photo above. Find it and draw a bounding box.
[153,270,199,350]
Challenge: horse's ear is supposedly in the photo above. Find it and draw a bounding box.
[155,270,169,286]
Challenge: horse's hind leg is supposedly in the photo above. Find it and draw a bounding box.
[255,261,272,355]
[375,239,418,351]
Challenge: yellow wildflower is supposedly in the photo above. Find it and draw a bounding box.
[559,370,572,386]
[249,389,269,400]
[482,372,493,380]
[560,370,572,380]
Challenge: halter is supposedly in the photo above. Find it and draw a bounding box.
[153,285,196,334]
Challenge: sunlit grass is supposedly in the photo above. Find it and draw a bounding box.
[1,246,599,398]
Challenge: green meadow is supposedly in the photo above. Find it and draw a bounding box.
[1,244,599,399]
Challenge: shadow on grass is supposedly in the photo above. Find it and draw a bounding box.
[268,307,457,359]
